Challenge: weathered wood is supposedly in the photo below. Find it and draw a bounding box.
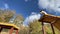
[42,22,46,34]
[16,30,19,34]
[50,23,55,34]
[9,27,14,34]
[0,27,3,33]
[39,13,60,30]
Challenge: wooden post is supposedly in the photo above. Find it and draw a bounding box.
[16,30,18,34]
[0,27,3,33]
[9,27,14,34]
[42,22,46,34]
[50,23,55,34]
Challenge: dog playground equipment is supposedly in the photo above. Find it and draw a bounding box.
[0,22,19,34]
[39,11,60,34]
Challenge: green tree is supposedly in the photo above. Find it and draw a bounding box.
[0,9,15,22]
[13,14,24,27]
[29,20,42,34]
[3,10,15,22]
[19,26,29,34]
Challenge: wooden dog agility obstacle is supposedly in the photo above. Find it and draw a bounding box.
[39,11,60,34]
[0,22,19,34]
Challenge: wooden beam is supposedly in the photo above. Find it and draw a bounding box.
[42,22,46,34]
[16,30,19,34]
[9,27,14,34]
[50,23,55,34]
[0,27,3,33]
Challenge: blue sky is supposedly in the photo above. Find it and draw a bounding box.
[0,0,60,19]
[0,0,40,18]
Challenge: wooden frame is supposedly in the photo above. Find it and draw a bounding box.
[39,11,60,34]
[0,22,19,34]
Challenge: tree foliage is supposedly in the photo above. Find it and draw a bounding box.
[0,9,15,22]
[19,26,29,34]
[29,20,42,34]
[13,14,24,27]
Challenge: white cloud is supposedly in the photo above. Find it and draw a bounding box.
[38,0,49,9]
[4,3,9,9]
[23,12,41,26]
[38,0,60,12]
[32,12,36,14]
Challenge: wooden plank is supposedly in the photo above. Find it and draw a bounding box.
[0,23,19,30]
[39,13,60,30]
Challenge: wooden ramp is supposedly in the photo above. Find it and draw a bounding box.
[0,22,19,30]
[0,22,19,34]
[39,13,60,30]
